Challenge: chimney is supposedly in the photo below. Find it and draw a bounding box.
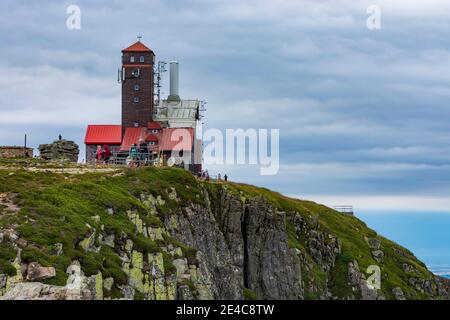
[168,61,181,102]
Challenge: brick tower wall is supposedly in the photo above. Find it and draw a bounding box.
[121,51,155,134]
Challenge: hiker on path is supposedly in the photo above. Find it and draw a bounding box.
[224,174,228,182]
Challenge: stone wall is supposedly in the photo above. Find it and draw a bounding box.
[0,147,33,159]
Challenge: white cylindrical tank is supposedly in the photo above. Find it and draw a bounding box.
[168,61,181,101]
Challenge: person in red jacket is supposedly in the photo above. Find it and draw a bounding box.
[102,144,112,164]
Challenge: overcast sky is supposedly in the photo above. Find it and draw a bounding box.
[1,0,450,212]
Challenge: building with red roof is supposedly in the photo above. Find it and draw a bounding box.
[84,38,202,173]
[85,125,122,145]
[84,125,122,163]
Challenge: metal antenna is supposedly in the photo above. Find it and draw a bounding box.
[154,61,167,107]
[137,35,142,41]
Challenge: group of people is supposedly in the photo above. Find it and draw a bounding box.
[197,170,210,181]
[196,170,228,182]
[128,139,149,167]
[95,144,112,166]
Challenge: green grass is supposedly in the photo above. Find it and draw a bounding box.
[132,235,160,255]
[0,166,439,299]
[0,242,17,276]
[243,288,258,300]
[162,252,176,275]
[0,167,204,289]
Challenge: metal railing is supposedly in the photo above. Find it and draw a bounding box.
[333,205,354,214]
[91,150,159,166]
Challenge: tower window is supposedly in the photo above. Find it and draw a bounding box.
[130,56,135,63]
[134,84,140,91]
[140,56,145,63]
[134,97,139,103]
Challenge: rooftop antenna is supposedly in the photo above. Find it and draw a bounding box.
[154,61,167,107]
[137,35,142,42]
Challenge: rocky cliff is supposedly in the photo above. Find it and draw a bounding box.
[0,167,448,300]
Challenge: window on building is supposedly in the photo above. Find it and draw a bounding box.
[134,84,139,91]
[140,56,145,63]
[130,56,135,63]
[134,97,139,103]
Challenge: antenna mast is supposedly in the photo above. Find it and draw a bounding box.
[154,61,167,107]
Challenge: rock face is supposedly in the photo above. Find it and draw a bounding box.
[392,287,406,300]
[0,171,449,300]
[38,139,79,162]
[1,261,101,300]
[164,194,303,300]
[26,263,56,281]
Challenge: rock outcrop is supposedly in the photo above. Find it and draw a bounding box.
[1,261,102,300]
[38,139,79,162]
[26,263,56,281]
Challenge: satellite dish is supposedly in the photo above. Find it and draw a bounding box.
[167,157,176,167]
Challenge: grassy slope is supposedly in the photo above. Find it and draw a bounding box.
[0,167,202,292]
[0,167,435,299]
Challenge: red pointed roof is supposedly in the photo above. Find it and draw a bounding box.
[122,41,154,53]
[84,125,122,145]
